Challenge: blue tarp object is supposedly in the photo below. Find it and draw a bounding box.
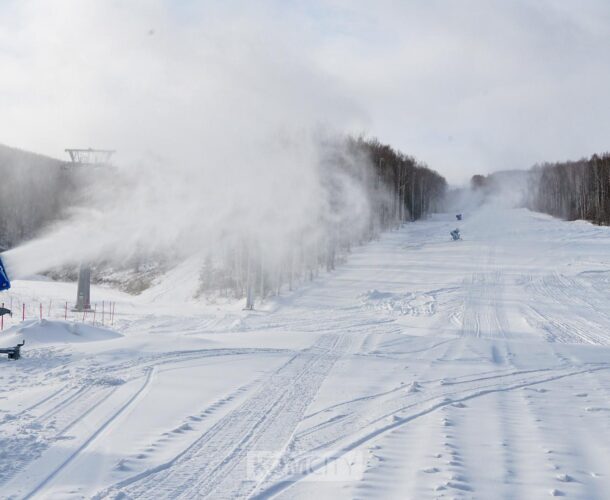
[0,256,11,291]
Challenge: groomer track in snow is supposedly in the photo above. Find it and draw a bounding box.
[2,205,610,499]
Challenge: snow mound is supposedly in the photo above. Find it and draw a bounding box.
[139,256,202,304]
[1,319,122,346]
[407,381,421,393]
[364,289,395,301]
[87,376,126,386]
[361,289,436,316]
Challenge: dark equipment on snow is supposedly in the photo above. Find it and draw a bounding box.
[0,340,24,360]
[450,228,461,241]
[0,307,11,317]
[456,214,463,221]
[0,256,10,291]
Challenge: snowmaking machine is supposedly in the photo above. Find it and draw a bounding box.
[0,255,21,360]
[0,255,10,291]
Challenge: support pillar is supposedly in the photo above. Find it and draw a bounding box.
[73,264,92,312]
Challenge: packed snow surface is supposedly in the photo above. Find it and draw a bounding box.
[2,320,122,345]
[1,206,610,499]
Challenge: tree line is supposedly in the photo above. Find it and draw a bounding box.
[0,144,77,250]
[468,153,610,227]
[350,136,447,225]
[528,153,610,225]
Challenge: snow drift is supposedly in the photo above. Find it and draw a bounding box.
[0,319,122,346]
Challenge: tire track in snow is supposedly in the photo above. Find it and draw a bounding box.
[6,347,287,421]
[255,365,610,499]
[10,384,71,417]
[1,384,120,490]
[527,272,610,345]
[278,364,608,478]
[97,333,351,499]
[0,347,288,491]
[21,367,156,499]
[527,303,609,345]
[461,271,507,339]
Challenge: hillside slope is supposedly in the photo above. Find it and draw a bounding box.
[1,205,609,499]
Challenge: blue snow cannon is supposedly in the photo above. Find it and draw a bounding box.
[0,256,11,291]
[450,229,461,241]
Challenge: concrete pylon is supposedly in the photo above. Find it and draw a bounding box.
[73,264,92,312]
[64,148,114,313]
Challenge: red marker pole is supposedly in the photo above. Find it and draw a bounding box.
[39,303,42,320]
[22,303,25,321]
[65,301,68,321]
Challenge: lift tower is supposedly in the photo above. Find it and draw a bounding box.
[64,148,115,312]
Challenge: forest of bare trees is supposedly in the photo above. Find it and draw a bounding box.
[468,153,610,228]
[351,136,447,224]
[0,144,76,250]
[528,153,610,225]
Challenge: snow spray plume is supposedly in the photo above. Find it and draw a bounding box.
[3,133,378,284]
[1,1,377,290]
[443,167,535,216]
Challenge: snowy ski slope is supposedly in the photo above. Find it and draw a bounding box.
[1,205,610,499]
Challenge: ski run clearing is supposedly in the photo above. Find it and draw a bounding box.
[2,205,610,500]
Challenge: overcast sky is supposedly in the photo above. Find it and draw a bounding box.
[1,0,609,184]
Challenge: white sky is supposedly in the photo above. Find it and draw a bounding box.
[1,0,609,184]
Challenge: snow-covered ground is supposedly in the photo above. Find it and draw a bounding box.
[1,205,610,499]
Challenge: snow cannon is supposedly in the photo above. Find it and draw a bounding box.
[0,255,10,291]
[456,214,463,221]
[450,228,461,241]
